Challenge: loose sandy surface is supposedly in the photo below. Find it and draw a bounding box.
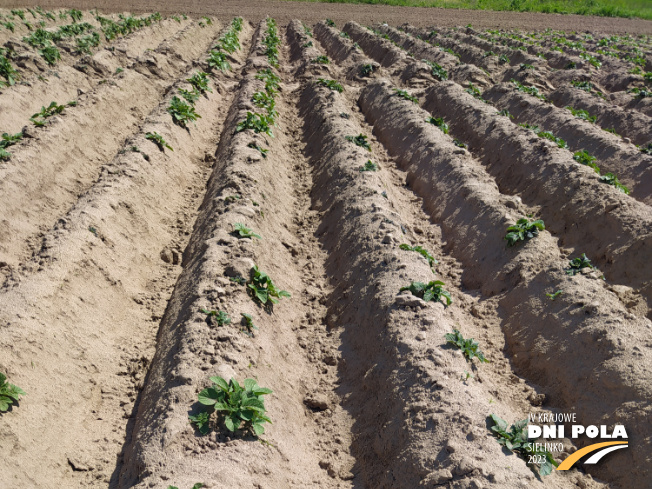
[0,4,651,489]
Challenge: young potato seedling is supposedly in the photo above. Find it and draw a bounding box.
[599,172,630,194]
[422,60,448,80]
[187,71,212,94]
[399,243,437,267]
[248,142,268,158]
[30,101,66,126]
[316,78,343,93]
[566,253,594,275]
[394,88,418,103]
[573,150,600,173]
[168,96,201,128]
[311,55,330,64]
[505,218,545,246]
[200,308,231,327]
[167,484,204,489]
[240,313,258,335]
[207,50,231,72]
[565,106,596,123]
[490,414,558,477]
[400,280,451,306]
[236,112,274,138]
[445,329,489,363]
[546,290,563,300]
[345,134,371,151]
[359,160,378,172]
[232,223,261,239]
[194,376,272,436]
[426,116,449,134]
[145,131,173,152]
[247,265,290,305]
[0,372,25,412]
[359,63,376,77]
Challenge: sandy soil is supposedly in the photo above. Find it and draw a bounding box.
[0,5,651,489]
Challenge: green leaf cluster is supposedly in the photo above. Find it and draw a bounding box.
[566,253,594,275]
[510,79,546,101]
[426,116,449,134]
[399,243,437,267]
[233,223,261,239]
[394,88,418,103]
[345,134,371,151]
[30,101,66,126]
[145,131,173,152]
[167,96,201,128]
[0,131,22,161]
[505,218,545,246]
[359,63,376,77]
[599,172,630,194]
[187,71,212,94]
[445,329,488,363]
[359,160,378,172]
[316,78,343,93]
[422,59,448,80]
[200,308,231,327]
[465,83,485,101]
[565,106,596,123]
[573,150,600,173]
[236,112,274,137]
[400,280,451,305]
[247,265,290,305]
[311,55,330,64]
[194,376,272,436]
[0,55,18,86]
[490,414,558,477]
[0,372,25,412]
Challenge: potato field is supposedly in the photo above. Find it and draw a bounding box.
[0,6,651,489]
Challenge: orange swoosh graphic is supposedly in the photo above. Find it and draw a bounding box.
[557,441,628,470]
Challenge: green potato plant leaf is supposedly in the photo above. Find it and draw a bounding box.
[0,372,25,412]
[200,308,231,327]
[145,131,173,152]
[400,280,451,306]
[345,134,371,151]
[445,329,489,363]
[505,218,545,246]
[489,414,558,477]
[195,376,272,436]
[233,223,261,239]
[399,243,437,267]
[247,265,290,306]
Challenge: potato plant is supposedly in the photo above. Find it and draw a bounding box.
[167,96,201,128]
[193,376,272,436]
[490,415,558,476]
[145,132,173,152]
[247,265,290,305]
[504,218,545,246]
[0,372,25,412]
[316,78,343,93]
[426,116,449,134]
[345,134,371,151]
[445,329,489,363]
[400,280,451,306]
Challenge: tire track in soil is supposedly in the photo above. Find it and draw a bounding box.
[0,18,220,274]
[0,18,252,489]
